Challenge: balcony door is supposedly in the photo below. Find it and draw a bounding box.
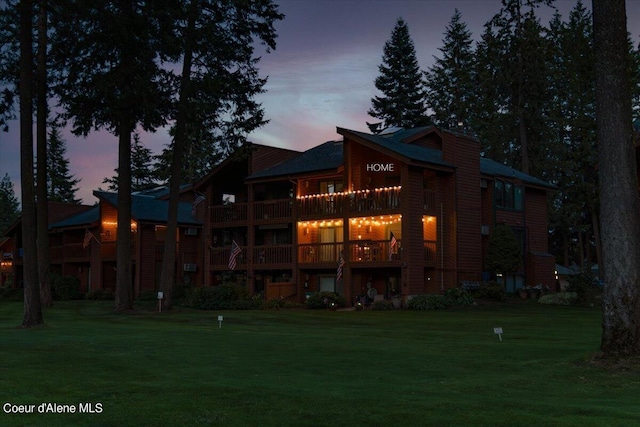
[318,227,343,262]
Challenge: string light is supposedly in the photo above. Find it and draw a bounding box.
[296,185,402,199]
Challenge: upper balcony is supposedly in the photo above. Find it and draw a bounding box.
[210,198,293,227]
[297,186,435,219]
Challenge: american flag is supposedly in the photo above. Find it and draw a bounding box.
[228,240,242,270]
[336,251,345,282]
[192,192,205,216]
[389,231,397,260]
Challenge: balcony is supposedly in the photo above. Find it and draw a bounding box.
[253,244,293,266]
[348,239,401,264]
[298,243,343,265]
[253,199,293,222]
[210,244,248,269]
[211,203,248,225]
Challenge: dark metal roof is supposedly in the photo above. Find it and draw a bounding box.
[246,141,344,180]
[339,127,453,167]
[480,158,555,189]
[94,191,201,225]
[49,206,100,229]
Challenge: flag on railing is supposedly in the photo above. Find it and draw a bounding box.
[228,240,242,270]
[83,228,97,249]
[192,192,206,216]
[336,251,345,282]
[389,231,397,260]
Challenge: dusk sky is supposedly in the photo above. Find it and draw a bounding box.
[1,0,639,205]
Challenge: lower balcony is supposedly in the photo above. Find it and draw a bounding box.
[253,245,293,267]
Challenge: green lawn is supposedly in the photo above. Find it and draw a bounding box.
[0,300,638,426]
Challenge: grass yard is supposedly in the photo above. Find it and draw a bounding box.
[1,300,639,426]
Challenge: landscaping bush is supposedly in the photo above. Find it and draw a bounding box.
[305,291,346,309]
[372,299,395,310]
[475,281,507,302]
[444,288,474,306]
[184,283,258,310]
[50,275,81,300]
[407,294,448,310]
[136,290,159,301]
[567,272,600,305]
[538,292,577,306]
[0,285,22,301]
[86,289,114,300]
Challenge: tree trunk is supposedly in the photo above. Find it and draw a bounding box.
[36,0,52,307]
[160,0,198,310]
[593,0,640,355]
[115,127,133,311]
[19,0,43,327]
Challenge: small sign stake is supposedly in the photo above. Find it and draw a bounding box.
[157,292,164,312]
[218,315,224,329]
[494,327,503,342]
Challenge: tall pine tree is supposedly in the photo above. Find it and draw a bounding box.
[101,133,158,193]
[424,9,475,131]
[369,17,429,130]
[0,173,20,236]
[47,127,81,203]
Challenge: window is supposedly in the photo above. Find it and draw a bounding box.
[494,179,523,211]
[319,180,343,194]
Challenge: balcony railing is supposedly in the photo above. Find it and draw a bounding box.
[253,244,293,265]
[211,203,248,224]
[210,245,248,269]
[298,243,344,264]
[348,239,402,263]
[297,194,344,218]
[424,240,437,266]
[348,187,401,213]
[254,198,293,221]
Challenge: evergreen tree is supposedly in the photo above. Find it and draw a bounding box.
[101,133,159,192]
[0,173,20,236]
[369,17,429,129]
[47,127,81,203]
[424,9,475,131]
[0,1,17,131]
[50,1,174,311]
[478,0,554,175]
[486,224,522,278]
[546,2,599,269]
[158,0,283,309]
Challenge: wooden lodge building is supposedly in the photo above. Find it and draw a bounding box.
[1,126,557,304]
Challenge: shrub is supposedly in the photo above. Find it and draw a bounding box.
[475,281,506,302]
[136,290,158,301]
[0,285,22,301]
[372,299,395,310]
[86,289,114,300]
[184,283,256,310]
[444,288,474,306]
[305,292,346,309]
[538,292,577,306]
[407,294,449,310]
[51,275,81,300]
[567,272,599,305]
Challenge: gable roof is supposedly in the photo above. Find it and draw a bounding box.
[337,127,454,168]
[480,158,555,189]
[246,141,344,180]
[94,191,201,226]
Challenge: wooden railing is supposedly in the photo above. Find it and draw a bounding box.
[254,198,293,221]
[210,245,248,269]
[348,187,401,213]
[253,245,293,265]
[348,239,402,262]
[210,203,248,224]
[424,190,436,212]
[298,243,344,264]
[297,194,344,218]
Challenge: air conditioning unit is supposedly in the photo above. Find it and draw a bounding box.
[185,227,198,236]
[481,225,490,236]
[183,263,197,272]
